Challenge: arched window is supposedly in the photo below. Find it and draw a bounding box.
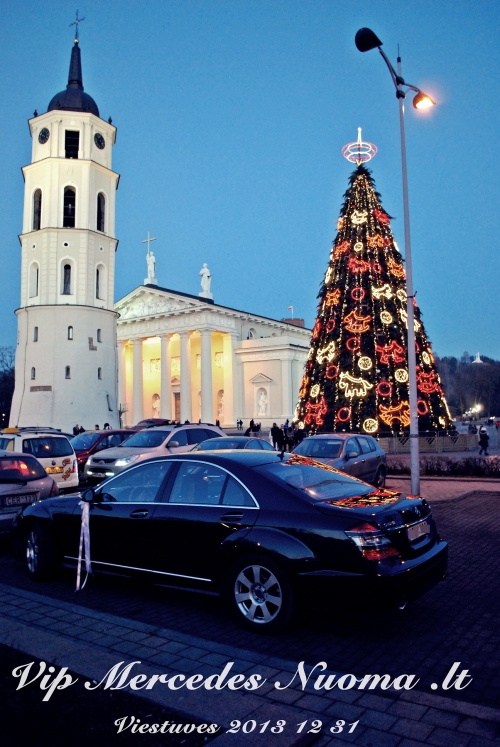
[97,329,102,343]
[31,367,35,380]
[63,264,71,295]
[97,367,102,380]
[33,327,38,342]
[29,263,39,298]
[97,193,105,232]
[65,366,71,379]
[63,188,76,228]
[33,190,42,231]
[67,326,73,340]
[96,268,100,298]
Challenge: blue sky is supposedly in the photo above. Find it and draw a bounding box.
[0,0,498,358]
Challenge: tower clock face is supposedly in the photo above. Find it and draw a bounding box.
[94,133,105,150]
[38,128,50,145]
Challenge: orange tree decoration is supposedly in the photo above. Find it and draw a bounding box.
[295,162,453,435]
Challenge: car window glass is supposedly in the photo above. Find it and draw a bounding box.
[293,438,343,459]
[187,428,210,445]
[260,440,275,451]
[256,460,373,499]
[245,440,260,449]
[204,429,221,439]
[122,430,172,448]
[198,439,239,450]
[105,433,123,448]
[356,436,372,455]
[100,461,173,503]
[222,476,254,506]
[0,438,14,451]
[168,462,227,505]
[345,438,360,456]
[0,456,46,480]
[70,433,101,450]
[367,438,377,452]
[170,429,188,446]
[23,437,73,458]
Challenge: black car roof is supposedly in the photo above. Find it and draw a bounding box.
[142,450,283,468]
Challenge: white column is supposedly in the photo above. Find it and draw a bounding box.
[180,330,192,422]
[160,333,173,420]
[200,330,213,423]
[223,333,238,428]
[281,357,293,419]
[133,338,144,424]
[118,340,127,426]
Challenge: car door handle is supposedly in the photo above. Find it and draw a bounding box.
[220,512,244,522]
[130,510,149,518]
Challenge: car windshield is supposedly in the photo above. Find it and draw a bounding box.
[293,438,343,459]
[0,456,46,481]
[198,439,243,450]
[70,433,101,450]
[120,430,172,448]
[256,455,374,500]
[22,437,73,458]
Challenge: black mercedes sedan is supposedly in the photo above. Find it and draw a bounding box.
[14,452,447,632]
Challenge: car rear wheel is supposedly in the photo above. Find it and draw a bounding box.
[374,466,386,489]
[227,555,294,633]
[25,523,57,580]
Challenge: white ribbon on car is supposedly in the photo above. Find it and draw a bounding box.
[76,500,92,591]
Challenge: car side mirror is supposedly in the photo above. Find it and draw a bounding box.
[346,450,359,460]
[80,488,95,502]
[168,441,180,448]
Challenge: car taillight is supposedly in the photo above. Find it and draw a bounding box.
[50,480,59,497]
[73,459,77,473]
[345,521,400,561]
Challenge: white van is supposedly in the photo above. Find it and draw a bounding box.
[0,429,78,490]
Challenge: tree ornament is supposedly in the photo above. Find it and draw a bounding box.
[367,233,385,249]
[363,418,378,433]
[325,289,341,306]
[304,398,328,427]
[310,384,320,398]
[326,364,338,379]
[325,267,334,284]
[417,371,439,394]
[346,337,361,352]
[372,284,393,299]
[326,319,336,332]
[343,310,371,334]
[380,311,393,324]
[348,257,371,274]
[336,406,351,422]
[395,368,409,383]
[316,341,336,364]
[376,340,405,364]
[299,376,309,398]
[312,319,322,339]
[336,217,344,231]
[374,208,390,224]
[353,241,364,253]
[351,287,365,301]
[332,240,350,259]
[388,257,405,277]
[396,289,407,302]
[351,210,368,225]
[379,401,411,428]
[422,351,431,365]
[377,381,392,397]
[358,356,373,371]
[417,399,429,415]
[339,372,374,398]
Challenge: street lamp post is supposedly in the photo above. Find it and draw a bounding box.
[355,28,435,496]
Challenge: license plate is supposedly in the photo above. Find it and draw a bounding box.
[407,519,431,542]
[3,494,37,507]
[89,472,106,478]
[46,466,63,474]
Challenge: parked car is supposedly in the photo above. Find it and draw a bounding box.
[16,451,447,632]
[0,429,78,490]
[0,451,58,536]
[292,433,387,488]
[70,430,132,480]
[195,436,275,451]
[83,423,226,483]
[127,418,175,432]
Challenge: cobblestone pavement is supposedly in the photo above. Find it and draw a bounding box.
[386,476,500,502]
[0,490,499,746]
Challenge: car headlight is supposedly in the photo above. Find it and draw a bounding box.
[114,455,140,467]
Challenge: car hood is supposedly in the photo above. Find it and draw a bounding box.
[89,446,156,459]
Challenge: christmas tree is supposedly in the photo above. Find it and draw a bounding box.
[295,135,453,435]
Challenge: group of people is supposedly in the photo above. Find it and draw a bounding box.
[72,423,112,435]
[270,420,305,452]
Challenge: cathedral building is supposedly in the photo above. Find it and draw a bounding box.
[10,38,309,432]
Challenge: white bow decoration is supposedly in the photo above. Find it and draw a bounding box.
[76,500,92,591]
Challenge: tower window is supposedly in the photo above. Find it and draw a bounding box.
[97,329,102,343]
[62,264,72,295]
[97,367,102,379]
[65,366,71,379]
[68,326,73,340]
[63,188,76,228]
[29,263,39,298]
[33,327,38,342]
[97,193,105,232]
[96,268,100,299]
[31,367,36,380]
[33,189,42,231]
[65,130,79,159]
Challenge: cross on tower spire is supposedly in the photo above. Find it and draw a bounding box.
[70,10,85,43]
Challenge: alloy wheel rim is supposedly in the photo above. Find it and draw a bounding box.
[234,564,282,624]
[26,530,38,573]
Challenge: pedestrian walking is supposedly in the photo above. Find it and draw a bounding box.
[270,422,281,450]
[478,426,489,456]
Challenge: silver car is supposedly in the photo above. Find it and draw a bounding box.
[0,451,59,535]
[84,423,226,482]
[292,433,387,487]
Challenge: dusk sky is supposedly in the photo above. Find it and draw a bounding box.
[0,0,498,358]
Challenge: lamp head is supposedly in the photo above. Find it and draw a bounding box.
[355,28,383,53]
[413,91,436,110]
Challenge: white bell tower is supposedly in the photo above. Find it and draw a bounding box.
[10,36,120,431]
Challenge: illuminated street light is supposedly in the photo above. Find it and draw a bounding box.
[355,27,437,495]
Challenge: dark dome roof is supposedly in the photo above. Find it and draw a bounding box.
[47,42,99,117]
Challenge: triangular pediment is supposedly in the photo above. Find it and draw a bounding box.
[115,286,203,320]
[249,373,273,384]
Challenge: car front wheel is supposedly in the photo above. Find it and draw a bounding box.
[374,466,386,489]
[25,523,57,580]
[227,555,294,633]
